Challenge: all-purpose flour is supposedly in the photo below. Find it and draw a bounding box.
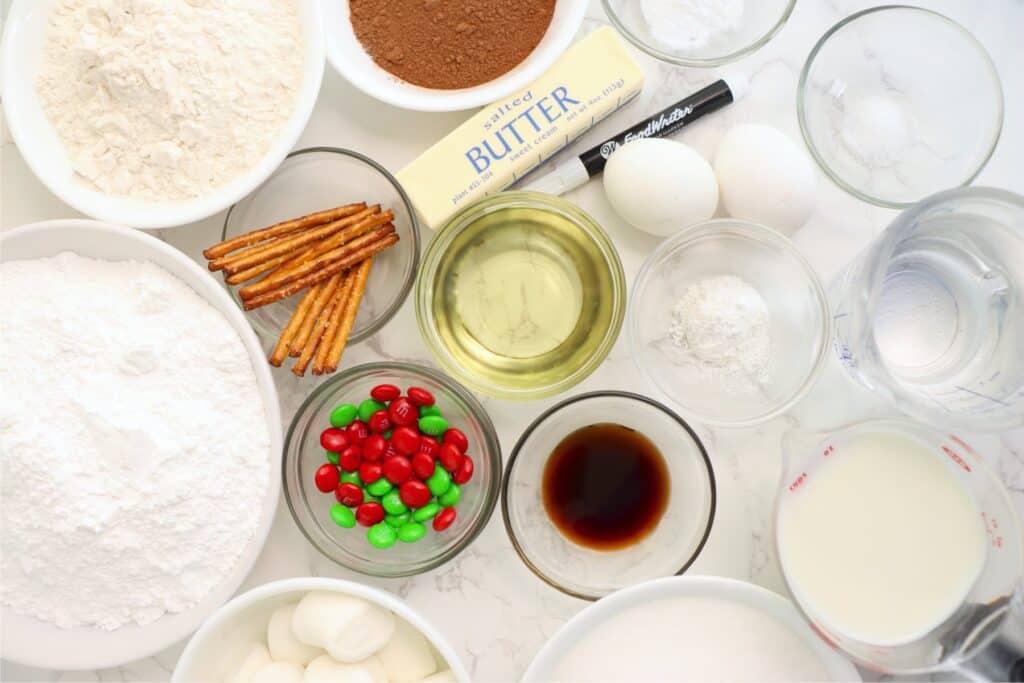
[0,253,270,630]
[37,0,303,200]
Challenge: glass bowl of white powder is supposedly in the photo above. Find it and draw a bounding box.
[628,219,830,427]
[602,0,795,67]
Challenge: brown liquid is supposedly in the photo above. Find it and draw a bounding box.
[542,423,669,551]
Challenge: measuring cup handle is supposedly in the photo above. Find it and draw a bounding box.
[961,596,1024,682]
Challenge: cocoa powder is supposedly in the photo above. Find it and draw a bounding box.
[350,0,557,90]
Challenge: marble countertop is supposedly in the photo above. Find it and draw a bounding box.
[2,0,1023,681]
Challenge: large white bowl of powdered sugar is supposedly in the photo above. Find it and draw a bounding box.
[0,0,324,229]
[0,220,282,669]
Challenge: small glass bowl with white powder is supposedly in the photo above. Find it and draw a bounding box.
[602,0,795,67]
[628,219,830,427]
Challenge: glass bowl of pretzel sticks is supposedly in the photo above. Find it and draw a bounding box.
[205,147,420,376]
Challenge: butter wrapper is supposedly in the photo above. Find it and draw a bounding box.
[397,27,645,229]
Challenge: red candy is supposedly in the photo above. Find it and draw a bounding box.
[407,386,435,407]
[418,435,441,459]
[442,428,468,453]
[411,451,436,479]
[338,445,362,472]
[388,397,418,426]
[399,480,431,508]
[367,410,392,434]
[453,455,474,484]
[433,507,456,531]
[439,443,463,473]
[335,482,364,507]
[363,434,387,462]
[356,502,385,527]
[320,428,348,452]
[359,461,383,484]
[383,455,412,484]
[391,426,420,455]
[370,384,401,402]
[314,464,340,492]
[345,420,370,443]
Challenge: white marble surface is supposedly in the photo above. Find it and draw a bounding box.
[3,0,1024,681]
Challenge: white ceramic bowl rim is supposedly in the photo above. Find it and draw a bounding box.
[172,577,471,683]
[0,220,283,670]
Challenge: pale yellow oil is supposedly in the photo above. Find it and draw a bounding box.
[432,206,618,391]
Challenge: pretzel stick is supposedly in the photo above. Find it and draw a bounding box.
[208,205,380,272]
[243,233,398,310]
[292,272,355,377]
[320,257,373,374]
[289,273,343,357]
[268,286,318,367]
[239,223,395,301]
[203,203,366,259]
[224,251,300,285]
[313,263,365,375]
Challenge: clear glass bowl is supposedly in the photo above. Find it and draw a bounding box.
[502,391,716,600]
[283,362,501,577]
[602,0,795,67]
[221,147,420,342]
[629,219,830,427]
[415,192,625,400]
[798,6,1003,208]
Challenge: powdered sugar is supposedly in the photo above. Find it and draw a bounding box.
[36,0,303,200]
[0,252,270,630]
[640,0,745,52]
[669,275,771,385]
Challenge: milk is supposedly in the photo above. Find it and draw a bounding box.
[777,430,987,646]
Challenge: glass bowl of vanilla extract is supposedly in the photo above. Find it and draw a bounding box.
[501,391,717,600]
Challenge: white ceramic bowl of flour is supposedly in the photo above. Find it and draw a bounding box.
[0,220,283,670]
[0,0,324,229]
[524,576,861,682]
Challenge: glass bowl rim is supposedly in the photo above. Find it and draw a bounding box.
[600,0,796,67]
[628,218,832,428]
[283,360,502,577]
[796,4,1005,209]
[501,390,718,601]
[221,146,421,342]
[415,191,626,400]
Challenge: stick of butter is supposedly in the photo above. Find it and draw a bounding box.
[397,26,645,229]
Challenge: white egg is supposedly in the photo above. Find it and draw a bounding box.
[713,124,818,234]
[603,138,719,236]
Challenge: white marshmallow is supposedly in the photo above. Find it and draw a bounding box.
[415,671,457,683]
[249,661,304,683]
[291,591,396,663]
[303,654,389,683]
[268,603,323,666]
[377,619,437,682]
[226,642,272,683]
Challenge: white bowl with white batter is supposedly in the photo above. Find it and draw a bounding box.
[0,220,283,670]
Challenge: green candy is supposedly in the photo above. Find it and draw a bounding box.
[382,430,393,439]
[419,405,442,418]
[325,451,340,465]
[382,490,408,515]
[363,492,381,504]
[386,512,411,528]
[368,522,397,548]
[413,501,440,522]
[330,504,356,528]
[330,403,358,428]
[438,483,461,507]
[366,478,393,497]
[397,522,426,543]
[339,471,361,486]
[358,398,386,422]
[418,415,449,436]
[426,466,452,496]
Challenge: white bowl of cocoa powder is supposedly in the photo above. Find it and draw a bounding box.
[323,0,589,111]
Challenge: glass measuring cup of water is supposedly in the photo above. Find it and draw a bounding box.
[830,187,1024,431]
[776,419,1024,680]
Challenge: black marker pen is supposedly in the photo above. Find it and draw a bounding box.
[522,75,746,195]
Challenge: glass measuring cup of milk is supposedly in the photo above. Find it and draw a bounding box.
[830,187,1024,431]
[776,419,1024,680]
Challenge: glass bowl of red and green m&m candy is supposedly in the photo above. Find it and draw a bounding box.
[283,361,501,576]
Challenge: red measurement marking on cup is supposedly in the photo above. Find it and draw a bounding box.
[950,435,982,463]
[982,512,1004,549]
[822,444,835,457]
[941,445,972,472]
[788,472,808,492]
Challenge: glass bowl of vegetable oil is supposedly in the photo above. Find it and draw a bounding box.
[416,192,626,400]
